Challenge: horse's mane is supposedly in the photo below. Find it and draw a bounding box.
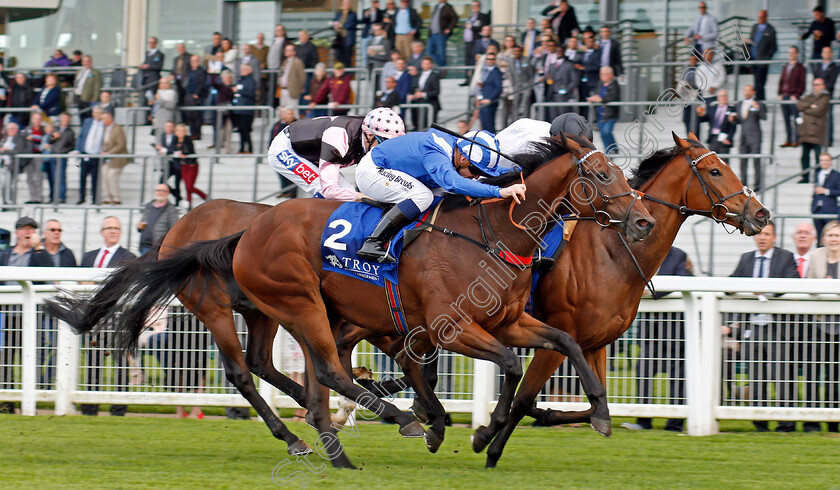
[628,138,705,189]
[442,135,596,210]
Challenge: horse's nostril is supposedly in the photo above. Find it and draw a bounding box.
[756,208,768,220]
[637,219,651,230]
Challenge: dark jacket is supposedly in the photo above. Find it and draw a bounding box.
[748,22,777,60]
[732,99,767,146]
[801,18,836,56]
[333,9,359,47]
[375,90,401,109]
[385,7,422,41]
[812,61,839,96]
[49,126,76,154]
[652,247,691,299]
[8,80,34,110]
[166,136,196,167]
[432,2,458,34]
[599,38,623,76]
[778,62,806,98]
[541,4,579,42]
[730,247,799,279]
[295,42,320,69]
[233,74,256,115]
[594,79,620,121]
[480,65,503,102]
[699,101,737,146]
[31,245,77,267]
[35,86,62,117]
[141,49,165,86]
[0,247,36,266]
[171,52,193,88]
[360,7,384,38]
[812,169,840,214]
[410,69,441,113]
[80,246,137,268]
[465,12,491,45]
[0,134,28,157]
[184,66,209,102]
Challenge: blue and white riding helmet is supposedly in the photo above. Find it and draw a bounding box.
[455,130,508,177]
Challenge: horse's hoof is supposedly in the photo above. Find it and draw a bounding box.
[399,421,425,438]
[412,398,430,424]
[590,417,612,437]
[471,426,491,453]
[287,439,313,456]
[304,412,317,430]
[425,430,443,453]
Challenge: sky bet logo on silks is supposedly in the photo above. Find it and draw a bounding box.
[276,150,318,185]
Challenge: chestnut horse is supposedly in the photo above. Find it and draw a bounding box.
[350,133,770,467]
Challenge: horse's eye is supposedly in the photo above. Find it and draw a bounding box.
[599,172,609,180]
[710,169,722,177]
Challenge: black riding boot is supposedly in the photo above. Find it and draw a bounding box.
[357,205,414,263]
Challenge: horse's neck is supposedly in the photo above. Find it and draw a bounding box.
[628,163,693,278]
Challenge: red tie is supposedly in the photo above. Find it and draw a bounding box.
[797,257,805,278]
[97,249,110,268]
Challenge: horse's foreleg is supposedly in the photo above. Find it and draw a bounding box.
[492,314,610,437]
[243,312,307,406]
[526,347,607,426]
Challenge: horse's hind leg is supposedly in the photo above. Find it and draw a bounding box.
[196,307,310,455]
[392,340,447,453]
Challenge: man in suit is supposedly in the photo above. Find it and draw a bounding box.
[797,78,831,183]
[73,55,102,123]
[462,0,491,86]
[684,1,718,55]
[587,66,620,153]
[521,18,540,57]
[407,40,427,72]
[233,64,257,153]
[542,0,579,44]
[204,32,223,64]
[745,10,777,100]
[812,46,838,146]
[732,84,767,190]
[622,246,690,432]
[79,216,137,416]
[235,43,261,83]
[427,0,458,67]
[375,76,401,109]
[727,221,799,432]
[74,106,105,204]
[182,55,208,141]
[697,89,736,155]
[407,56,441,129]
[812,153,840,237]
[0,122,28,204]
[170,43,192,106]
[546,45,578,122]
[508,45,534,122]
[294,30,319,70]
[599,26,623,77]
[278,44,305,117]
[139,37,164,97]
[46,112,75,204]
[579,31,601,103]
[100,112,131,205]
[359,0,385,72]
[779,46,807,148]
[367,22,392,86]
[476,52,502,132]
[473,25,500,60]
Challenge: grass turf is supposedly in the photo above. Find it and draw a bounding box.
[2,416,839,488]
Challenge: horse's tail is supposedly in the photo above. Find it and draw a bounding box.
[44,232,244,358]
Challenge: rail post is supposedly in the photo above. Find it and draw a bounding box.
[472,359,495,428]
[19,280,37,416]
[55,320,80,416]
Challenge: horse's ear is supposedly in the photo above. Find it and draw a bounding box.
[564,133,582,152]
[688,131,699,142]
[672,131,691,149]
[555,131,569,147]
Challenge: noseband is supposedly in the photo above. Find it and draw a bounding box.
[640,149,757,233]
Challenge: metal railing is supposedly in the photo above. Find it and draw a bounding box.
[1,271,839,435]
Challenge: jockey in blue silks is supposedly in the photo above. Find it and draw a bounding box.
[355,129,527,263]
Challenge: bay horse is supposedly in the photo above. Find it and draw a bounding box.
[46,135,654,469]
[348,133,770,467]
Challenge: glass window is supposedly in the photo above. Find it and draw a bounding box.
[5,0,124,69]
[147,0,220,60]
[236,2,277,44]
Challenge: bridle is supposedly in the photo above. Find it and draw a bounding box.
[640,149,757,233]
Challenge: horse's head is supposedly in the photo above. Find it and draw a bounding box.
[558,133,655,243]
[672,132,770,236]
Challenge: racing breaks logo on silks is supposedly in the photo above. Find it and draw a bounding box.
[326,254,343,268]
[276,150,318,185]
[376,167,413,190]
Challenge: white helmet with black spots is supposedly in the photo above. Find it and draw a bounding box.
[455,130,508,177]
[363,108,406,141]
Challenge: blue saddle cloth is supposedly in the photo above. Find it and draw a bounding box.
[526,221,566,313]
[320,198,442,287]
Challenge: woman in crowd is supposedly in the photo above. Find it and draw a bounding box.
[303,62,328,118]
[167,123,207,209]
[151,77,178,137]
[221,38,238,67]
[806,220,840,432]
[33,74,61,121]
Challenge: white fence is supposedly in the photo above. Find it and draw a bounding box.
[1,268,839,436]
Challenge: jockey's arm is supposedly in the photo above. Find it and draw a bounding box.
[424,150,501,199]
[318,161,361,201]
